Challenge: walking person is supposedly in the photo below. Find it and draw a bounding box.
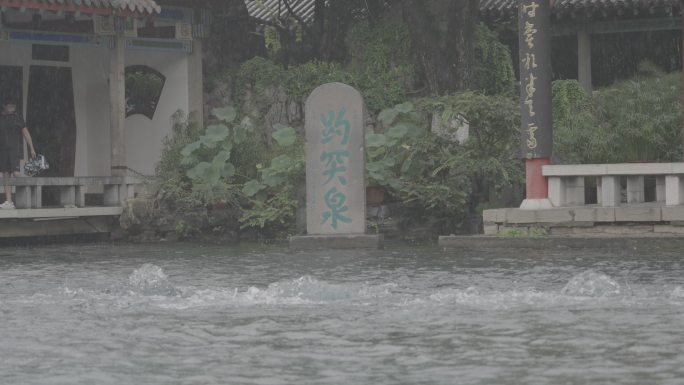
[0,97,36,209]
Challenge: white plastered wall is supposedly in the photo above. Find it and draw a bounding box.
[71,45,111,177]
[72,47,190,177]
[124,50,189,176]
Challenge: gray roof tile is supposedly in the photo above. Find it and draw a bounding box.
[246,0,680,23]
[246,0,316,22]
[481,0,680,19]
[8,0,160,14]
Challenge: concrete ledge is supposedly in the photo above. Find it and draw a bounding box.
[0,217,117,238]
[614,206,661,222]
[482,209,499,224]
[439,235,684,251]
[543,162,684,176]
[505,208,574,224]
[290,234,383,250]
[574,207,616,222]
[663,206,684,221]
[0,207,123,219]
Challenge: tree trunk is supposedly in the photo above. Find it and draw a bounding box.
[315,0,350,62]
[204,0,265,72]
[402,0,478,94]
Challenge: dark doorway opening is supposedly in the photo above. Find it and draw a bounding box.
[26,65,76,206]
[0,66,23,113]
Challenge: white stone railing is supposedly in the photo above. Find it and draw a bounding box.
[543,163,684,207]
[0,176,142,209]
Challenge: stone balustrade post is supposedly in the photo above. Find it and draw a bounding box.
[626,176,645,203]
[547,176,565,207]
[601,176,621,207]
[565,176,585,205]
[666,175,684,205]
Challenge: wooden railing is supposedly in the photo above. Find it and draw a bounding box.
[0,176,142,209]
[543,163,684,207]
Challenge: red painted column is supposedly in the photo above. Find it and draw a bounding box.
[526,158,550,199]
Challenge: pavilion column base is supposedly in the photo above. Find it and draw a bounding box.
[519,198,553,210]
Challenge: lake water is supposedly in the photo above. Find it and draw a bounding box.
[1,242,683,384]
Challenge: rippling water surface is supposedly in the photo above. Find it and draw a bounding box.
[1,242,684,384]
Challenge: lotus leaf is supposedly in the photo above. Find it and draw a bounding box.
[242,180,265,197]
[212,106,237,123]
[180,141,201,156]
[272,125,297,147]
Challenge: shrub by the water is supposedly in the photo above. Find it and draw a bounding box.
[553,67,682,164]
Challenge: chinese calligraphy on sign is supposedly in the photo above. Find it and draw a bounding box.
[320,107,352,229]
[527,123,538,149]
[518,0,551,159]
[523,21,537,49]
[322,187,352,229]
[321,106,350,145]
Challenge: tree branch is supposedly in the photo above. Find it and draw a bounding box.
[281,0,315,36]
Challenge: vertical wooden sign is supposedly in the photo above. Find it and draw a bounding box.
[519,0,552,159]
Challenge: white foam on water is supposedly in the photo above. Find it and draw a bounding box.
[425,286,573,309]
[16,268,680,313]
[422,271,627,309]
[561,270,621,297]
[670,286,684,299]
[157,275,366,309]
[128,263,180,296]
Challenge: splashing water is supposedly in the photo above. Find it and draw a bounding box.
[671,286,684,299]
[128,263,179,296]
[561,270,621,297]
[2,243,684,385]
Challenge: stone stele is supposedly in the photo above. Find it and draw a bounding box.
[303,82,366,235]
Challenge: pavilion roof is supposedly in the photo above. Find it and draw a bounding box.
[242,0,682,24]
[0,0,161,16]
[480,0,681,21]
[245,0,316,23]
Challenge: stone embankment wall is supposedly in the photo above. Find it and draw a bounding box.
[484,206,684,236]
[120,197,242,243]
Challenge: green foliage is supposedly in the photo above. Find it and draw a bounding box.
[473,24,516,96]
[553,69,682,163]
[419,91,523,194]
[528,226,548,237]
[154,110,203,207]
[175,219,199,238]
[178,107,248,206]
[366,102,424,189]
[366,94,521,232]
[232,57,286,108]
[239,125,304,231]
[500,227,526,237]
[552,80,598,164]
[500,226,547,237]
[346,20,412,109]
[264,26,282,56]
[284,61,355,101]
[240,184,300,230]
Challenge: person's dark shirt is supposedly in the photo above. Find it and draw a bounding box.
[0,112,24,151]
